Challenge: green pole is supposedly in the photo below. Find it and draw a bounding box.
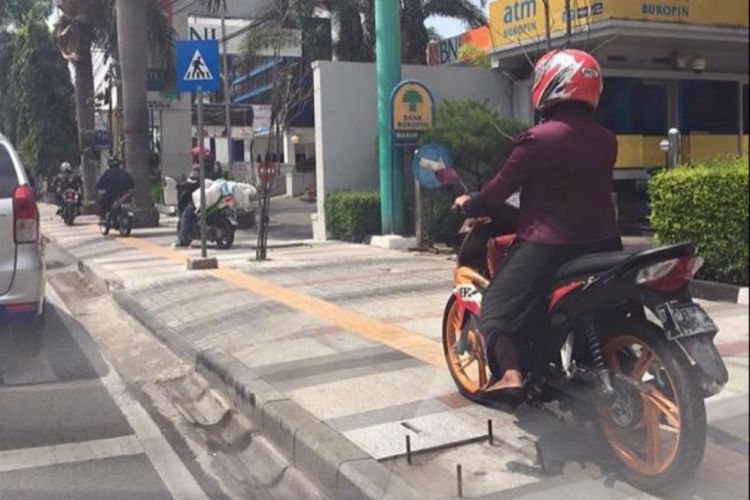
[375,0,403,234]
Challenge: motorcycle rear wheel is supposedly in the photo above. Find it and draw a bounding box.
[442,296,491,399]
[214,218,235,250]
[63,208,75,226]
[599,320,707,492]
[118,212,132,237]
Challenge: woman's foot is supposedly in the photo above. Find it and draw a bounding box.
[483,369,524,393]
[483,370,525,406]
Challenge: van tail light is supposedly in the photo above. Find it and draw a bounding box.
[13,184,39,244]
[636,256,703,292]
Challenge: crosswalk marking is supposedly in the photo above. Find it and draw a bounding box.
[0,435,143,473]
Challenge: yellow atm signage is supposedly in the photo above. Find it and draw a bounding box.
[489,0,749,49]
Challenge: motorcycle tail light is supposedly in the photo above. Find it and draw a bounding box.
[13,184,39,244]
[636,256,703,292]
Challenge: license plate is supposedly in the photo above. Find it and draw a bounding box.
[657,302,718,340]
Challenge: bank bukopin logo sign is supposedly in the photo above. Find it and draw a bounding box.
[391,81,434,146]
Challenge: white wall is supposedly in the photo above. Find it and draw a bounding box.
[512,78,534,126]
[313,61,513,239]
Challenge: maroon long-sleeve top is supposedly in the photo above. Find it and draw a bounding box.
[467,107,621,245]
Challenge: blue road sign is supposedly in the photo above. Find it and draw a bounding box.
[175,40,220,92]
[412,142,459,189]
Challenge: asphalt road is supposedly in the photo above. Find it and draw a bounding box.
[0,291,208,500]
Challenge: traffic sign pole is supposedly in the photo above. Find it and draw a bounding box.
[197,87,208,259]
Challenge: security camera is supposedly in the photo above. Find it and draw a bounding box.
[672,52,688,69]
[692,56,707,74]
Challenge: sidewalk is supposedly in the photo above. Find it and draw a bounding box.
[41,203,749,499]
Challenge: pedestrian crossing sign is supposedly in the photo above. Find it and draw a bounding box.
[175,40,220,92]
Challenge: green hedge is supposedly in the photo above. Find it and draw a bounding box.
[649,155,749,285]
[325,190,381,242]
[428,190,463,245]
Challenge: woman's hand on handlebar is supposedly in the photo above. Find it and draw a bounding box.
[451,194,471,214]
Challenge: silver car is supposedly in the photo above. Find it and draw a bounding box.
[0,134,45,323]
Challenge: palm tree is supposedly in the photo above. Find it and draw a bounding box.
[114,0,163,224]
[324,0,486,63]
[54,0,173,212]
[54,0,106,204]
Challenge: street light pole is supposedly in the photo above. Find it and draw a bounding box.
[221,9,233,176]
[375,0,403,234]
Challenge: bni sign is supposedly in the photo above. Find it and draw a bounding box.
[187,16,301,57]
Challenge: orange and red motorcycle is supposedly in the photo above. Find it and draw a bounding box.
[442,206,728,490]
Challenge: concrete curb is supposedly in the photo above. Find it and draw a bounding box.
[690,279,749,306]
[195,349,419,500]
[43,231,419,500]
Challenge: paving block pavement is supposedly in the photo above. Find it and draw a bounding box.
[41,203,749,499]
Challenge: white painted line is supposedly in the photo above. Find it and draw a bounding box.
[707,395,749,424]
[0,435,143,473]
[47,287,210,500]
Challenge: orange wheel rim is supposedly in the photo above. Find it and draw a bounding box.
[444,301,489,394]
[601,335,681,476]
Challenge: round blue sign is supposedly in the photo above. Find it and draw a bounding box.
[412,142,457,189]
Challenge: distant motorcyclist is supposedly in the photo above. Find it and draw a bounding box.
[174,147,221,248]
[52,161,83,212]
[96,158,134,220]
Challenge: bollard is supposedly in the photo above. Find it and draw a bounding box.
[487,419,494,445]
[406,435,412,465]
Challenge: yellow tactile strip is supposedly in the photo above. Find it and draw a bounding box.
[121,235,446,367]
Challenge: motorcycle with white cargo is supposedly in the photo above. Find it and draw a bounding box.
[177,178,255,250]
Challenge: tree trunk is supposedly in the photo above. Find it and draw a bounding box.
[116,0,157,225]
[73,43,97,203]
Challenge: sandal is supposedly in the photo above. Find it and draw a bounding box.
[482,372,526,406]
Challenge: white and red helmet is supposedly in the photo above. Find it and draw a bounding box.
[532,49,603,113]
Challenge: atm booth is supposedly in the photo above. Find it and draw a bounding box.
[485,0,749,227]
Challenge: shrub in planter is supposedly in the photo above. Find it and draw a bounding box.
[422,99,527,191]
[648,155,749,285]
[325,190,381,242]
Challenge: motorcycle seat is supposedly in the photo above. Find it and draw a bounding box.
[553,251,634,282]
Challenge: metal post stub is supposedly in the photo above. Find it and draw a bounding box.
[456,464,463,498]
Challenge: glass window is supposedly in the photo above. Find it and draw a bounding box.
[680,80,739,134]
[0,143,19,198]
[596,77,667,135]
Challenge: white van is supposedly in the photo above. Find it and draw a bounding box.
[0,134,45,323]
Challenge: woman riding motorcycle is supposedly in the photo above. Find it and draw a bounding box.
[453,49,622,401]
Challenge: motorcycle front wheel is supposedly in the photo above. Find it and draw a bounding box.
[442,296,491,400]
[99,216,110,235]
[599,319,707,492]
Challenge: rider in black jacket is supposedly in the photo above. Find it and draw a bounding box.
[96,158,134,219]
